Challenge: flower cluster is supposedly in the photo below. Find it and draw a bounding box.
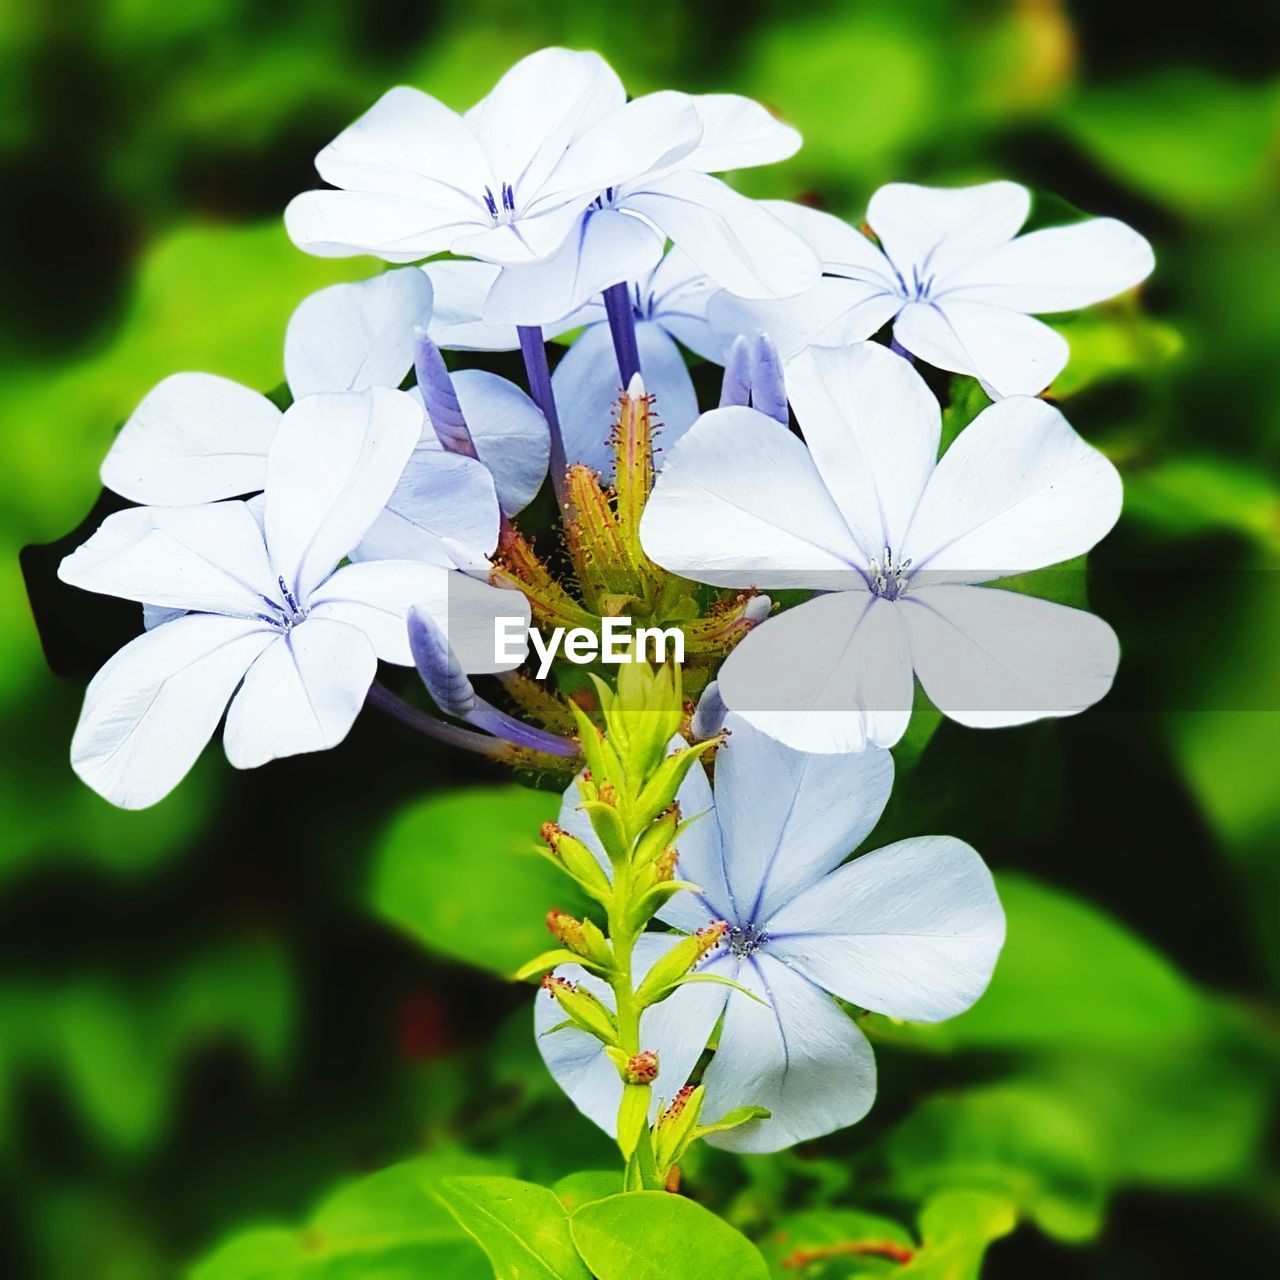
[51,48,1152,1171]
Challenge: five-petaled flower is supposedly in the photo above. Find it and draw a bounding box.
[537,718,1005,1151]
[60,388,527,808]
[640,341,1123,753]
[285,46,818,316]
[711,181,1154,396]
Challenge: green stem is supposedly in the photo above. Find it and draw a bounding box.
[607,863,662,1187]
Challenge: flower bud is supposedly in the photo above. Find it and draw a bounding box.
[546,908,612,967]
[541,823,612,899]
[634,920,728,1006]
[654,1083,706,1171]
[633,802,681,869]
[624,1049,659,1085]
[540,974,618,1045]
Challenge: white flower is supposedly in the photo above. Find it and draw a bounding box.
[639,341,1123,753]
[482,92,819,324]
[284,49,746,279]
[61,389,527,808]
[100,276,529,561]
[537,717,1005,1153]
[711,182,1155,396]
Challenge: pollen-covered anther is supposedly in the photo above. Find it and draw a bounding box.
[694,920,729,959]
[597,781,618,807]
[624,1049,659,1085]
[541,821,564,849]
[540,973,575,997]
[546,908,587,953]
[651,847,679,883]
[662,1084,696,1122]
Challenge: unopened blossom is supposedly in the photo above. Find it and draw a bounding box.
[640,341,1123,753]
[711,182,1155,395]
[537,717,1005,1152]
[61,389,528,808]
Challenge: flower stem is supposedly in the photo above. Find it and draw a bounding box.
[603,281,641,386]
[517,325,569,510]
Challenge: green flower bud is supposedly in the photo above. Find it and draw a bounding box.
[540,822,612,900]
[634,920,728,1006]
[540,974,618,1045]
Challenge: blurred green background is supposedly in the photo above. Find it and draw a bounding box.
[3,0,1279,1275]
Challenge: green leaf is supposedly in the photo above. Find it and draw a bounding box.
[434,1176,591,1280]
[191,1153,504,1279]
[551,1171,624,1213]
[901,1192,1016,1279]
[369,785,588,976]
[1046,308,1183,398]
[571,1192,769,1280]
[885,1083,1107,1243]
[1058,69,1280,218]
[869,873,1207,1053]
[760,1208,914,1278]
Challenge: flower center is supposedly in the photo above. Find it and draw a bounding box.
[727,923,769,958]
[482,182,517,225]
[868,546,911,600]
[258,576,308,631]
[590,186,618,212]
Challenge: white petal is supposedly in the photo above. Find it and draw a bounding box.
[682,94,802,171]
[639,406,864,589]
[709,280,902,359]
[100,372,278,505]
[286,86,489,260]
[285,189,483,262]
[423,261,517,351]
[904,395,1122,579]
[265,388,422,602]
[626,172,820,299]
[354,447,498,567]
[467,48,626,201]
[222,618,376,769]
[308,559,455,664]
[701,953,876,1153]
[941,217,1155,314]
[554,323,698,478]
[71,614,274,809]
[716,593,915,753]
[764,200,899,281]
[901,585,1120,728]
[544,91,704,203]
[893,299,1070,397]
[713,715,894,926]
[284,269,434,398]
[315,86,490,201]
[646,248,732,364]
[451,370,549,516]
[484,209,665,326]
[534,935,730,1136]
[766,835,1005,1021]
[867,181,1030,282]
[551,322,621,475]
[787,343,940,563]
[59,502,277,617]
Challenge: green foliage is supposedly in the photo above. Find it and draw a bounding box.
[571,1192,770,1280]
[0,940,292,1155]
[192,1153,506,1279]
[435,1176,591,1280]
[368,786,585,977]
